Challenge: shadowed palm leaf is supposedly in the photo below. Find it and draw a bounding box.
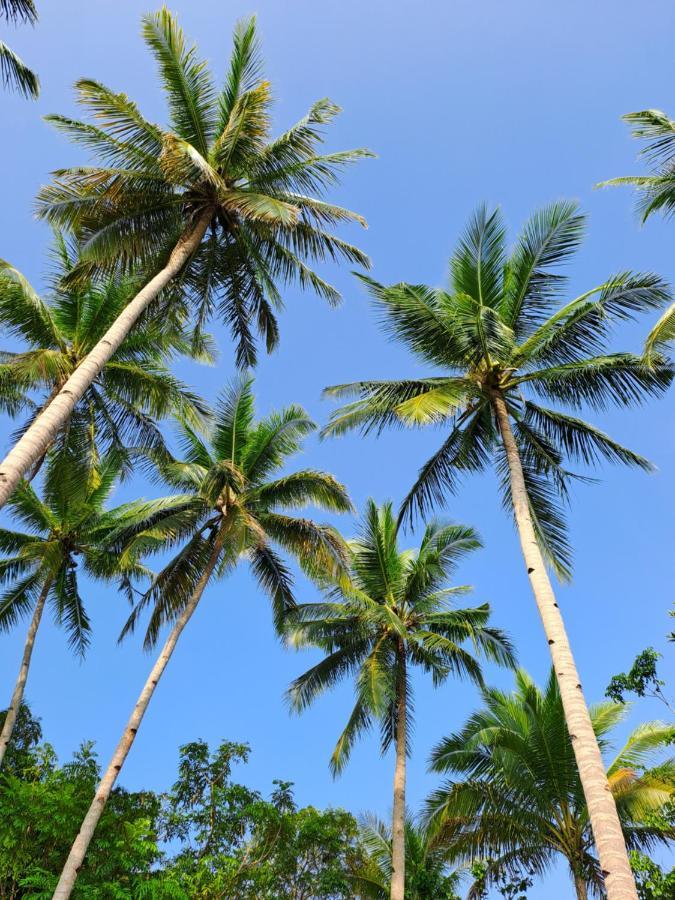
[426,669,674,899]
[0,0,38,97]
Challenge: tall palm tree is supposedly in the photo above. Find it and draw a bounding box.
[0,8,371,509]
[0,0,39,97]
[354,813,462,899]
[286,500,515,900]
[0,236,210,478]
[426,670,675,900]
[0,453,146,769]
[321,201,674,899]
[601,109,675,356]
[53,376,352,898]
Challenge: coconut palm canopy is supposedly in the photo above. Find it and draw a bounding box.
[354,813,462,899]
[0,453,146,654]
[0,235,210,473]
[286,500,516,774]
[426,670,675,899]
[0,0,39,97]
[36,8,372,367]
[115,375,353,648]
[323,202,674,578]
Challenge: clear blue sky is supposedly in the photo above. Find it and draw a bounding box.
[1,2,674,896]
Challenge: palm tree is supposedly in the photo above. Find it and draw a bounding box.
[0,236,210,478]
[354,813,462,899]
[286,500,515,900]
[601,109,675,356]
[53,375,352,898]
[0,453,146,769]
[321,201,674,899]
[426,670,675,900]
[0,8,370,509]
[0,0,39,97]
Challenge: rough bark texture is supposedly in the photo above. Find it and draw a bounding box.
[0,208,212,510]
[0,578,50,769]
[390,644,407,900]
[52,527,225,899]
[492,392,637,900]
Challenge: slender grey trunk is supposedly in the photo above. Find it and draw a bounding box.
[492,392,637,900]
[52,526,225,899]
[0,208,212,510]
[0,577,51,769]
[390,642,406,900]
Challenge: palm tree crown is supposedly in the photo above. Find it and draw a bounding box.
[355,813,462,899]
[0,235,210,472]
[0,0,39,97]
[286,500,516,774]
[323,202,673,577]
[117,375,352,648]
[37,9,371,366]
[0,454,145,654]
[426,670,674,899]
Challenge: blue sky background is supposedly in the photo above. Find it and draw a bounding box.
[1,1,674,896]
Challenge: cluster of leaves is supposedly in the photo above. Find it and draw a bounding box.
[630,851,675,900]
[606,648,673,713]
[0,705,388,899]
[0,706,164,898]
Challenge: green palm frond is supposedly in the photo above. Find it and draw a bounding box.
[37,10,370,366]
[500,201,586,336]
[427,670,673,894]
[325,202,672,580]
[286,500,513,779]
[0,38,38,97]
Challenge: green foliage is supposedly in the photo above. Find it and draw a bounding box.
[600,109,675,354]
[0,242,211,474]
[37,9,371,366]
[0,710,366,899]
[322,203,673,579]
[0,710,163,898]
[427,670,675,897]
[606,648,673,713]
[116,375,351,649]
[354,814,461,899]
[286,499,515,774]
[630,851,675,900]
[159,742,363,898]
[0,454,148,655]
[0,0,39,97]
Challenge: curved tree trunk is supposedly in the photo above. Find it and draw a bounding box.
[390,643,407,900]
[0,577,51,769]
[0,208,212,510]
[52,527,225,899]
[492,392,637,900]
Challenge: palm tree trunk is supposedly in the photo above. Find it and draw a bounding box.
[0,577,51,769]
[0,207,213,510]
[390,642,407,900]
[52,526,225,899]
[574,872,589,900]
[492,392,637,900]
